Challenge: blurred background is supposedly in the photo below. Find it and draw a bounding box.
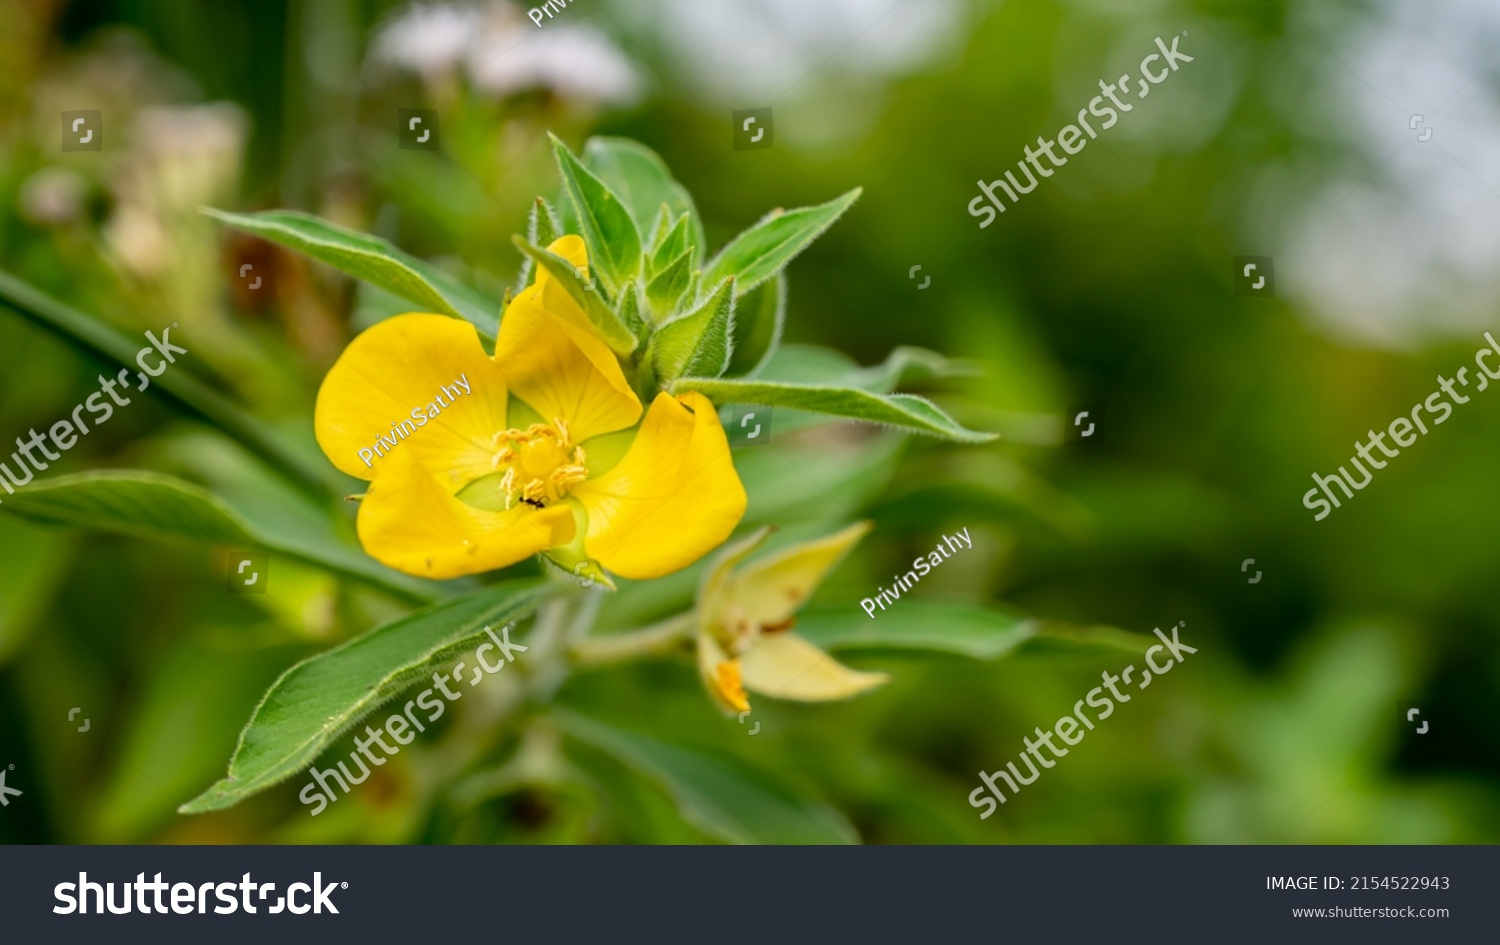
[1,0,1498,844]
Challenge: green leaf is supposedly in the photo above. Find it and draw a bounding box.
[352,280,414,332]
[4,470,246,543]
[583,137,705,258]
[0,517,72,666]
[202,208,499,338]
[512,236,637,356]
[645,248,693,317]
[797,601,1038,659]
[0,470,437,604]
[737,434,903,526]
[725,272,785,377]
[748,343,978,434]
[672,377,996,443]
[182,580,563,812]
[704,188,861,296]
[752,343,859,387]
[555,711,857,844]
[651,277,735,384]
[871,452,1092,541]
[0,269,336,498]
[1024,621,1147,653]
[94,642,293,840]
[550,134,642,295]
[830,346,979,392]
[798,602,1143,659]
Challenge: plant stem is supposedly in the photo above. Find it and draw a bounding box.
[568,611,697,670]
[527,591,600,700]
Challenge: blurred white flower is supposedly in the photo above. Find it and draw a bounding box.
[373,3,484,76]
[372,2,641,105]
[614,0,962,104]
[19,168,87,225]
[103,203,170,277]
[602,0,961,147]
[1272,0,1500,347]
[130,103,247,212]
[105,103,245,281]
[466,21,640,104]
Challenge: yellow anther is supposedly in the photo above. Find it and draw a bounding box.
[522,479,548,504]
[550,464,588,492]
[489,421,590,508]
[714,661,749,714]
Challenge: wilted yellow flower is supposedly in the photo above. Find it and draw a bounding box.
[697,522,889,713]
[314,236,746,580]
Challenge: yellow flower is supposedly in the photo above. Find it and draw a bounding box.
[314,236,747,581]
[696,522,888,713]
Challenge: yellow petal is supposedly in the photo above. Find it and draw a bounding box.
[314,313,507,489]
[696,526,776,638]
[721,521,872,630]
[532,235,608,336]
[572,392,747,580]
[697,633,750,714]
[493,236,640,443]
[739,632,889,702]
[358,449,574,579]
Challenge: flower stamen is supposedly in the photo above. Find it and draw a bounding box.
[488,421,590,510]
[498,467,517,509]
[714,660,749,714]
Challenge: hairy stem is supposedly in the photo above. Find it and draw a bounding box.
[528,591,601,699]
[568,611,696,670]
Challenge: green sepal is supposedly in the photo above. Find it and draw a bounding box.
[645,204,674,262]
[517,196,565,293]
[650,211,694,276]
[645,248,694,319]
[540,502,616,591]
[617,279,648,342]
[512,236,637,356]
[650,277,736,385]
[582,137,705,260]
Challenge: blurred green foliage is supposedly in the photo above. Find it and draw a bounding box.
[0,0,1496,844]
